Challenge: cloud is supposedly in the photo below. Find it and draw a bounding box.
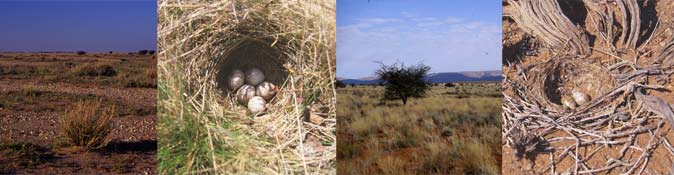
[416,21,445,27]
[400,11,417,18]
[411,17,437,22]
[413,17,463,28]
[357,18,402,24]
[445,17,462,24]
[341,18,402,30]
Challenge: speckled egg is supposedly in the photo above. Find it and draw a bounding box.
[256,82,278,100]
[228,69,245,90]
[571,89,590,105]
[561,95,577,110]
[247,96,266,113]
[245,68,265,85]
[236,84,256,104]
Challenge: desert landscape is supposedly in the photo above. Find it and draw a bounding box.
[337,82,502,174]
[0,52,157,174]
[502,0,674,174]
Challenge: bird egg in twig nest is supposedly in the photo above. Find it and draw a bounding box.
[561,96,577,110]
[256,82,278,100]
[236,84,256,104]
[571,89,590,105]
[248,96,266,113]
[228,69,245,90]
[245,68,265,85]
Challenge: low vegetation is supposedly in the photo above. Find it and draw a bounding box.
[0,89,153,116]
[0,53,155,88]
[337,84,501,174]
[61,100,115,150]
[118,65,157,88]
[70,63,117,77]
[0,140,54,171]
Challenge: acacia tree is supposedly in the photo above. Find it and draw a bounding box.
[335,79,346,88]
[375,62,431,105]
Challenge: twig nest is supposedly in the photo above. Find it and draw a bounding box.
[571,89,590,105]
[247,96,266,113]
[256,82,278,100]
[245,68,265,85]
[228,69,245,90]
[236,84,256,104]
[527,59,615,112]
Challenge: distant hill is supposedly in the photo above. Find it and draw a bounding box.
[338,70,501,85]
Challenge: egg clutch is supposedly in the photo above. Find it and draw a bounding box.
[227,68,279,113]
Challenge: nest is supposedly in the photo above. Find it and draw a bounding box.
[214,41,288,94]
[158,0,336,174]
[504,0,674,174]
[525,58,616,112]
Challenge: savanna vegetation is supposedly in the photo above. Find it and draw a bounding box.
[0,53,156,88]
[337,83,502,174]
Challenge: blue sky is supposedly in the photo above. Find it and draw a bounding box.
[0,1,157,52]
[337,0,501,78]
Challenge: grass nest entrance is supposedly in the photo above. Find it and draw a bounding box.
[215,41,289,96]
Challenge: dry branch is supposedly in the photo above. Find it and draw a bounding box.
[507,0,591,55]
[503,0,674,174]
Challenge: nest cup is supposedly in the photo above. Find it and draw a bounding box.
[215,41,288,96]
[527,58,616,111]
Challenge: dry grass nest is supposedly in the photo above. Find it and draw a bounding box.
[158,0,336,174]
[503,0,674,174]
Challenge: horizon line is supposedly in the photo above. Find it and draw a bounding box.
[0,50,157,53]
[338,69,502,79]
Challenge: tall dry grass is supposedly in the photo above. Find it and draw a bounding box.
[61,100,115,150]
[337,85,501,174]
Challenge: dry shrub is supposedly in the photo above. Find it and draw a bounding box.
[158,0,335,174]
[420,141,453,173]
[119,69,157,88]
[71,63,117,77]
[449,138,499,174]
[376,156,408,175]
[62,100,115,150]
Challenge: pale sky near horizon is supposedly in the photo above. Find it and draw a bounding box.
[337,0,501,78]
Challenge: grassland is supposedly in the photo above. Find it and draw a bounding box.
[337,83,502,174]
[0,52,157,174]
